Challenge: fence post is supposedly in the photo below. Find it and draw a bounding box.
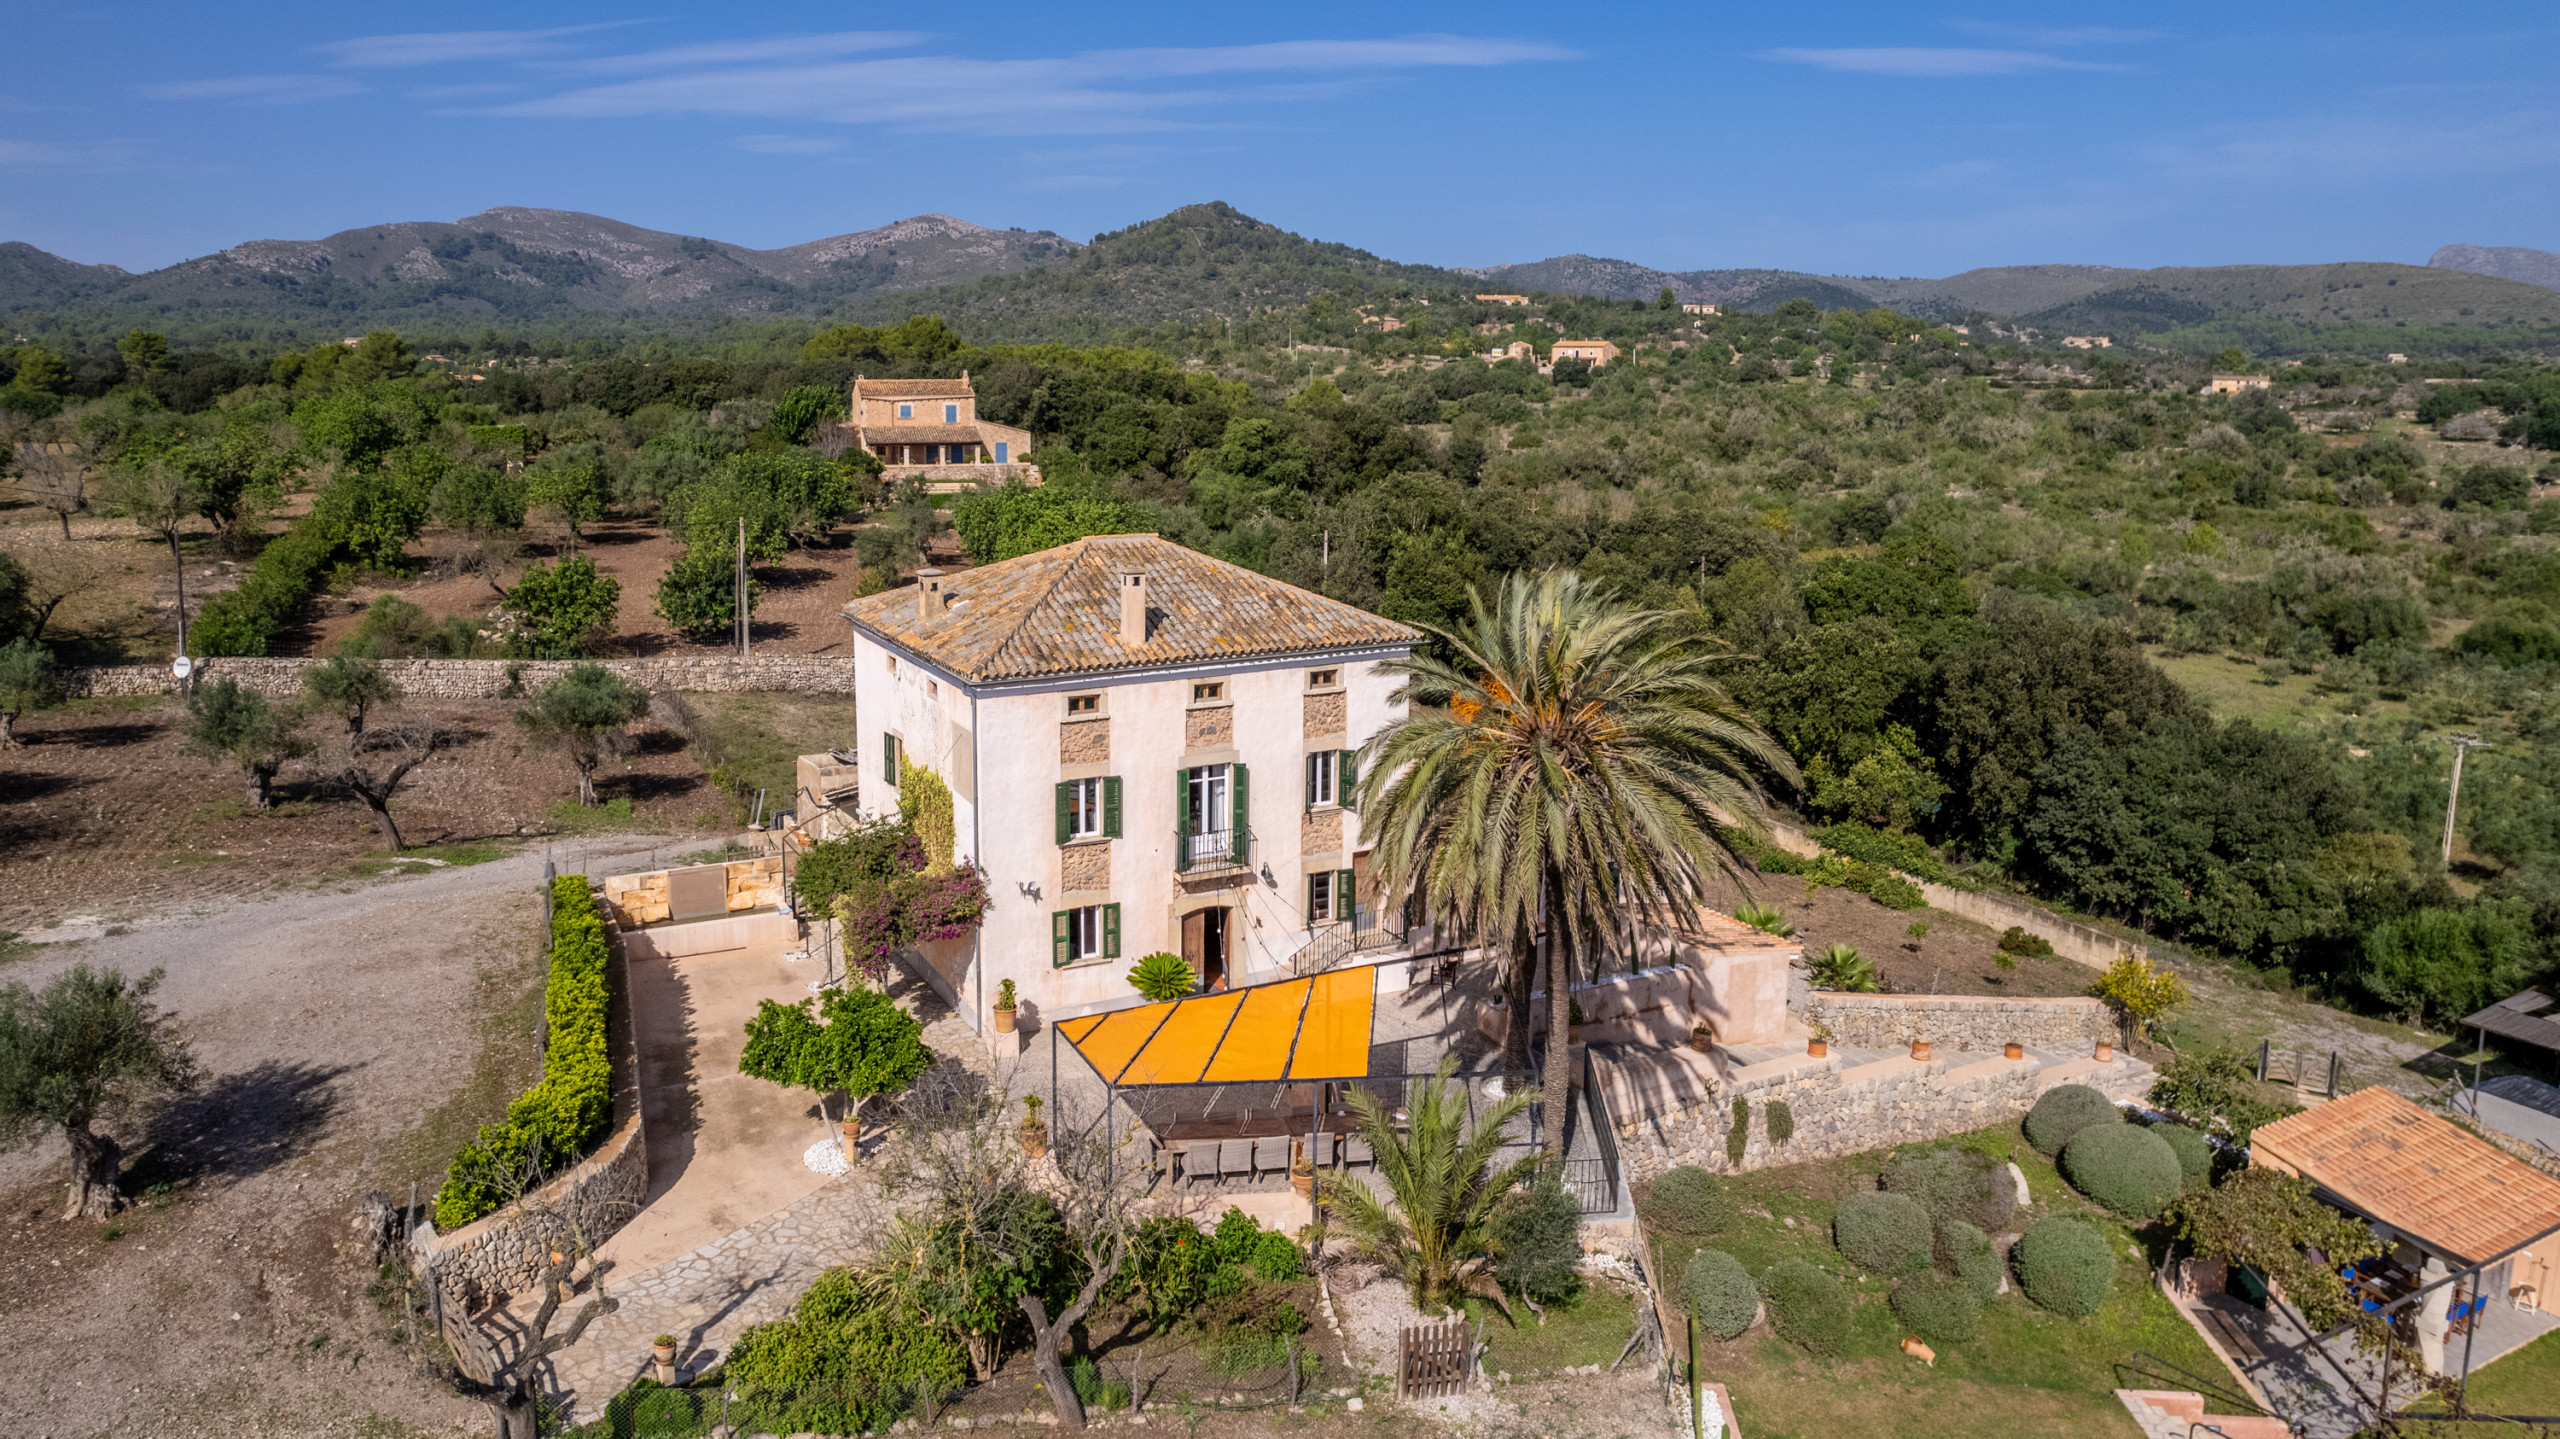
[1688,1314,1700,1437]
[2329,1051,2342,1099]
[2256,1038,2269,1084]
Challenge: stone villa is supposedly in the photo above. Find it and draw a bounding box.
[847,374,1037,485]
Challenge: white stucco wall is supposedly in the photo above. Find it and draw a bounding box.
[850,620,1410,1031]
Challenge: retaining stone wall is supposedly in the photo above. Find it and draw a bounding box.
[65,655,859,701]
[1800,993,2115,1051]
[1608,1045,2150,1183]
[409,917,648,1300]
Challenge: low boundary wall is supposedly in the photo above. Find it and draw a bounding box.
[409,910,648,1300]
[1766,819,2145,970]
[65,654,858,700]
[1800,993,2116,1051]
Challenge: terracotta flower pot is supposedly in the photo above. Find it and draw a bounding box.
[1292,1168,1316,1199]
[1807,1039,1828,1058]
[2095,1041,2115,1062]
[1021,1122,1048,1159]
[2004,1042,2024,1060]
[994,1005,1018,1034]
[841,1117,861,1161]
[1910,1040,1932,1062]
[652,1342,677,1365]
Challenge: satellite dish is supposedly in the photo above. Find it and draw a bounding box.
[171,655,194,679]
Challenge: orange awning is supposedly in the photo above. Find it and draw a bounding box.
[1065,965,1379,1086]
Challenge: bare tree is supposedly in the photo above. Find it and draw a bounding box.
[882,1063,1161,1429]
[328,713,442,851]
[10,437,95,540]
[9,539,115,646]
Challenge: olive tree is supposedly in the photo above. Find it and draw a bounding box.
[185,677,311,808]
[0,637,62,748]
[0,965,199,1219]
[513,662,649,806]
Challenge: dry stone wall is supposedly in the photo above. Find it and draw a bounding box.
[1765,819,2144,969]
[408,920,648,1300]
[65,655,859,701]
[1800,993,2115,1051]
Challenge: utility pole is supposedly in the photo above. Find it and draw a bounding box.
[2442,732,2489,865]
[735,516,749,659]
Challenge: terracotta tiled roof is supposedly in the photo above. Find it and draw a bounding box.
[855,378,973,398]
[843,534,1421,684]
[2251,1086,2560,1263]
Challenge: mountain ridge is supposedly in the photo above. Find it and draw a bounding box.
[2430,243,2560,293]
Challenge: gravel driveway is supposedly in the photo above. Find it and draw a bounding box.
[0,835,665,1439]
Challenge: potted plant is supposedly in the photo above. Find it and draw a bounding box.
[1020,1094,1048,1158]
[1568,996,1590,1044]
[1129,952,1196,1002]
[1806,1020,1833,1059]
[993,977,1019,1034]
[1690,1019,1717,1054]
[2004,1041,2024,1060]
[1291,1138,1316,1199]
[652,1333,677,1365]
[2095,1038,2115,1062]
[1909,1037,1932,1062]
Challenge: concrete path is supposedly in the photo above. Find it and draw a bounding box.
[2455,1076,2560,1160]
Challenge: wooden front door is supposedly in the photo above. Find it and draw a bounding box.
[1182,907,1230,991]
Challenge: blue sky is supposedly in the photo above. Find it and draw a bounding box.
[4,2,2553,278]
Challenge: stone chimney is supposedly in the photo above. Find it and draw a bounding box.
[916,567,946,621]
[1119,570,1148,649]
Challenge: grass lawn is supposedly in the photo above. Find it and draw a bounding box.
[1464,1284,1642,1376]
[679,692,860,817]
[2400,1324,2560,1427]
[2147,647,2343,731]
[1648,1123,2229,1439]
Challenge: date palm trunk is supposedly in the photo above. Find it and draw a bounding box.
[1541,867,1576,1160]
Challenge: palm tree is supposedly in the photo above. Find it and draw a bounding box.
[1354,571,1797,1145]
[1326,1058,1546,1313]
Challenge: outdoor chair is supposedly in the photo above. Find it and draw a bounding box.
[2514,1284,2541,1313]
[1219,1138,1253,1184]
[1253,1137,1291,1178]
[1342,1136,1375,1169]
[1180,1140,1221,1188]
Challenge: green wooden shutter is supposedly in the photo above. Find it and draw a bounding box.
[1174,768,1191,874]
[1305,753,1318,812]
[1339,869,1357,926]
[1307,874,1321,928]
[1339,749,1358,809]
[1055,781,1073,845]
[883,732,897,785]
[1052,910,1071,967]
[1230,763,1249,863]
[1102,903,1121,959]
[1102,776,1122,837]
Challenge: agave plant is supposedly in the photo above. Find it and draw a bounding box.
[1810,943,1881,993]
[1734,902,1795,938]
[1127,952,1196,1002]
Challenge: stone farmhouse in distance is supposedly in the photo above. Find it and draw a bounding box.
[847,373,1039,486]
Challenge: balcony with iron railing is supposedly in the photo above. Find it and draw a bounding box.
[1176,826,1249,873]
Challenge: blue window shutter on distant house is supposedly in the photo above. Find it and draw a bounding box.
[945,403,959,423]
[994,441,1009,463]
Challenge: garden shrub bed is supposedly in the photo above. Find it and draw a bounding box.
[433,872,616,1227]
[1644,1122,2224,1439]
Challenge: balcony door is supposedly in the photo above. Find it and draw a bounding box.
[1182,906,1230,992]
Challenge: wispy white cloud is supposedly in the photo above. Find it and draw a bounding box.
[481,34,1576,135]
[316,25,642,69]
[135,74,367,104]
[568,33,929,76]
[1764,47,2112,77]
[735,133,841,154]
[0,136,141,169]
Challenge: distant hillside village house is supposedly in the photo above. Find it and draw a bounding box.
[2061,335,2113,349]
[1549,339,1620,370]
[842,534,1430,1030]
[1474,293,1530,306]
[848,374,1037,485]
[2204,373,2273,395]
[1681,303,1720,316]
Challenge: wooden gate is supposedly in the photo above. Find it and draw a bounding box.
[1400,1321,1470,1399]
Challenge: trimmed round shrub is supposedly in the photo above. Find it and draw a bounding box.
[2149,1121,2213,1188]
[1681,1249,1760,1340]
[1936,1219,2002,1300]
[1833,1190,1933,1276]
[1890,1273,1983,1345]
[1488,1178,1583,1306]
[2025,1084,2122,1157]
[1759,1260,1851,1356]
[1643,1166,1735,1237]
[1882,1145,2017,1234]
[2060,1123,2184,1219]
[2015,1216,2116,1317]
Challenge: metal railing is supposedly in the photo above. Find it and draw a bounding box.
[2117,1349,2277,1422]
[1576,1046,1625,1215]
[1292,914,1407,977]
[1176,827,1241,871]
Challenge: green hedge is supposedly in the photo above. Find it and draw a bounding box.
[2024,1084,2122,1157]
[723,1266,969,1432]
[1816,821,1971,888]
[1681,1249,1760,1340]
[2014,1216,2115,1317]
[2150,1121,2214,1188]
[194,466,430,656]
[433,874,615,1228]
[1890,1273,1983,1344]
[1833,1190,1933,1276]
[1642,1166,1735,1236]
[1760,1260,1851,1356]
[2060,1123,2184,1219]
